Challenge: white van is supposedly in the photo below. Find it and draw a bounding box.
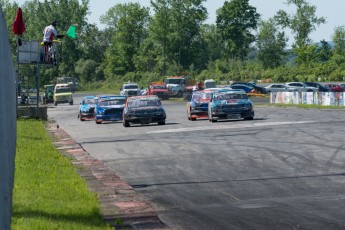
[204,79,216,89]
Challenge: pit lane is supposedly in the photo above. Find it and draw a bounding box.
[48,94,345,230]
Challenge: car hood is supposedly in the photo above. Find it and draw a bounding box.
[99,105,124,109]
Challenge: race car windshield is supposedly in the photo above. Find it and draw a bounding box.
[127,99,161,108]
[152,85,166,89]
[214,93,247,100]
[202,93,212,99]
[55,87,71,93]
[124,85,139,89]
[84,99,95,105]
[166,79,183,84]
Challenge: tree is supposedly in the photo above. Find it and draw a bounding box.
[331,26,345,66]
[274,0,325,48]
[200,24,223,62]
[150,0,208,73]
[256,18,287,69]
[332,26,345,57]
[75,59,99,82]
[294,44,318,67]
[150,0,172,75]
[216,0,260,60]
[168,0,207,71]
[102,3,150,76]
[316,39,332,62]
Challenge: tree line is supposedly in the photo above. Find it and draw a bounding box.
[2,0,345,89]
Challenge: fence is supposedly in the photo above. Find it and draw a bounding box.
[270,92,345,106]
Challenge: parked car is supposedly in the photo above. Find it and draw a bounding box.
[78,96,96,121]
[120,83,141,97]
[208,89,254,122]
[285,82,318,92]
[304,82,331,92]
[187,89,219,121]
[265,84,295,93]
[53,83,73,106]
[123,95,166,127]
[251,85,268,94]
[27,95,41,105]
[338,83,345,88]
[324,83,345,92]
[94,95,127,124]
[229,84,255,93]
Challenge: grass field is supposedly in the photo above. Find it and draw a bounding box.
[12,119,111,230]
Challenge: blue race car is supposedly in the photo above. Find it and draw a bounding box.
[79,96,96,121]
[208,90,254,122]
[95,95,127,124]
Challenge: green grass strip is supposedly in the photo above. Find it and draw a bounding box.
[12,119,112,230]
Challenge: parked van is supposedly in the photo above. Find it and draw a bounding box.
[204,79,216,89]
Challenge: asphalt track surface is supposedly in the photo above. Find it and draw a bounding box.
[48,95,345,230]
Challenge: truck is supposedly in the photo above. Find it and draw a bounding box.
[165,76,195,98]
[56,77,79,93]
[147,81,170,100]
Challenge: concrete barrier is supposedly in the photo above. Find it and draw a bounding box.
[270,92,345,106]
[17,106,48,120]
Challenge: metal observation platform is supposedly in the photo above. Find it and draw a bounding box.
[16,39,61,119]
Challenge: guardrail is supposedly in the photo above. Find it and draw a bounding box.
[270,92,345,106]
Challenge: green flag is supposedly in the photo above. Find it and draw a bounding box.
[66,25,77,39]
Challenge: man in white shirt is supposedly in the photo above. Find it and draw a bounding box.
[42,20,64,63]
[43,20,64,46]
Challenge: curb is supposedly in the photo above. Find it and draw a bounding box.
[46,121,170,230]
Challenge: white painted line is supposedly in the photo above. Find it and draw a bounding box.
[147,121,316,134]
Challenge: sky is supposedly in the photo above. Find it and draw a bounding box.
[8,0,345,46]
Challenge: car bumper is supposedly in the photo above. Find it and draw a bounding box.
[96,114,123,122]
[211,110,254,120]
[80,112,95,119]
[124,115,166,124]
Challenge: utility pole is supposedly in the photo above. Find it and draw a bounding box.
[0,5,17,230]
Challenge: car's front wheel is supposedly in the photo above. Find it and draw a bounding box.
[123,120,130,127]
[158,121,165,125]
[79,114,85,121]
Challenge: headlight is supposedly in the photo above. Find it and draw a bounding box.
[97,109,105,115]
[156,109,165,115]
[244,103,253,110]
